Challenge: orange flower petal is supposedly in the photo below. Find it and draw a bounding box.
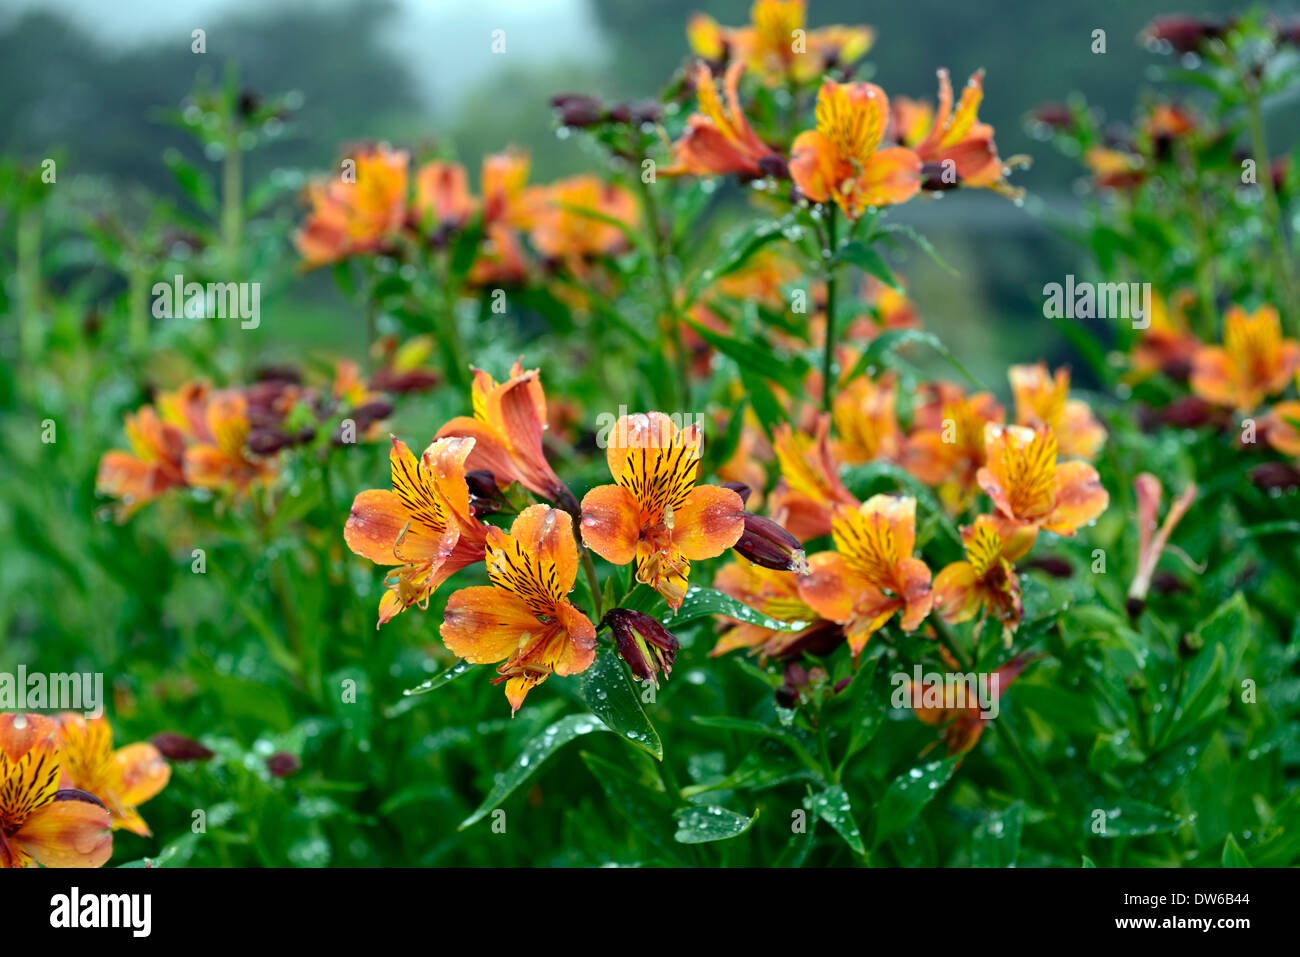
[672,484,746,560]
[440,587,537,663]
[934,560,981,624]
[579,483,640,565]
[1046,461,1109,534]
[114,743,171,810]
[505,504,579,595]
[856,146,922,207]
[14,795,112,869]
[797,551,860,623]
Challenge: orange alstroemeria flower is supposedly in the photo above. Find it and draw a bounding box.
[797,495,934,654]
[1084,146,1145,191]
[412,161,478,233]
[711,558,834,659]
[1264,399,1300,457]
[581,412,746,610]
[96,405,188,516]
[471,149,536,286]
[436,361,572,506]
[295,143,409,269]
[790,80,921,218]
[1191,305,1300,413]
[768,414,860,541]
[344,436,489,626]
[892,69,1024,196]
[902,383,1005,513]
[441,505,596,713]
[976,424,1109,560]
[831,372,902,464]
[688,2,874,86]
[55,714,170,838]
[907,654,1034,756]
[183,390,276,493]
[0,713,113,868]
[1008,363,1106,460]
[933,515,1023,641]
[666,62,782,179]
[528,175,638,271]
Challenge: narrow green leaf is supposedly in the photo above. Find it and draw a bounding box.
[1222,833,1252,867]
[810,785,865,855]
[1089,799,1190,838]
[673,805,758,843]
[670,586,807,632]
[460,713,610,828]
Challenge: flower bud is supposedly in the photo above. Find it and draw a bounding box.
[721,481,752,505]
[551,93,605,128]
[151,732,214,762]
[267,751,301,778]
[603,608,680,686]
[734,513,809,574]
[465,468,507,516]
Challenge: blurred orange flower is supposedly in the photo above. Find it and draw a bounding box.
[790,79,921,218]
[711,557,831,658]
[831,372,902,464]
[55,713,170,837]
[441,505,596,713]
[95,405,188,516]
[797,495,933,653]
[1008,363,1106,460]
[1190,305,1300,412]
[768,414,859,540]
[933,514,1023,641]
[688,1,873,85]
[976,424,1109,560]
[892,68,1023,196]
[902,383,1005,513]
[295,143,409,268]
[528,175,638,271]
[665,62,781,178]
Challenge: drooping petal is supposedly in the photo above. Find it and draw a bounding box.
[855,146,922,208]
[797,551,861,624]
[14,793,113,869]
[672,484,746,560]
[113,743,171,809]
[895,556,934,631]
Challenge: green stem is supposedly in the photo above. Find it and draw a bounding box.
[16,206,43,370]
[221,126,243,273]
[821,205,840,411]
[581,548,602,621]
[637,172,688,409]
[1243,72,1298,334]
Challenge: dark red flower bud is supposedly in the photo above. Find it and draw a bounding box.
[1141,15,1229,55]
[734,513,809,573]
[721,481,752,505]
[1159,396,1217,428]
[1250,462,1300,490]
[255,364,302,385]
[465,469,507,516]
[1023,555,1073,579]
[757,154,790,180]
[247,427,295,455]
[151,732,214,762]
[551,93,605,128]
[1028,102,1074,131]
[267,751,301,778]
[603,608,680,686]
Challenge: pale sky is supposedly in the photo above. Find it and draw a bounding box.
[0,0,605,114]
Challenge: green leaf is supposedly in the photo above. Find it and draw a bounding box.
[845,327,982,389]
[877,221,959,276]
[809,785,866,855]
[872,757,959,847]
[163,149,218,214]
[579,647,663,759]
[686,318,808,394]
[670,586,808,632]
[1222,833,1252,867]
[1089,799,1190,838]
[673,805,758,843]
[580,752,680,856]
[835,239,901,290]
[688,217,794,301]
[460,713,611,828]
[387,660,480,717]
[972,803,1024,867]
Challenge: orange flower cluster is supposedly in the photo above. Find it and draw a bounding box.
[0,713,168,868]
[295,144,638,279]
[344,366,758,712]
[97,363,400,518]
